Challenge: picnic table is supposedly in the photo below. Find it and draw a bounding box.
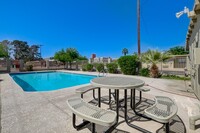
[91,76,149,132]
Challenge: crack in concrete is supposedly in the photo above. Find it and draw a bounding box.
[40,93,71,119]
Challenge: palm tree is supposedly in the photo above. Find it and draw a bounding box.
[160,51,171,73]
[142,50,171,78]
[122,48,128,56]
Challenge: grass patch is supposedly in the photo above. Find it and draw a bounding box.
[161,75,191,80]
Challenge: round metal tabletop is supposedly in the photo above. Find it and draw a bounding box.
[91,76,145,90]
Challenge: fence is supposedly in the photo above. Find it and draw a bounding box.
[0,59,88,73]
[0,59,7,72]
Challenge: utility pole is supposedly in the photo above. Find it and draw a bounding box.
[137,0,141,74]
[137,0,141,56]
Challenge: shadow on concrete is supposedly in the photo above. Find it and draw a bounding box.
[156,115,186,133]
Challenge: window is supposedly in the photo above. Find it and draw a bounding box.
[174,57,186,68]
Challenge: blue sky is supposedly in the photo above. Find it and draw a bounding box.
[0,0,193,58]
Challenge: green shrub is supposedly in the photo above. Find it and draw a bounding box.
[118,55,139,75]
[26,65,33,71]
[82,64,87,71]
[106,63,118,73]
[94,63,104,72]
[82,63,93,71]
[139,68,150,77]
[86,63,93,71]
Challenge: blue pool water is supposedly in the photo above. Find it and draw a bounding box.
[10,72,97,92]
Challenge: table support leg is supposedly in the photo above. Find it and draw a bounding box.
[131,89,151,120]
[139,91,142,102]
[98,88,101,107]
[105,90,119,133]
[91,123,96,133]
[165,123,170,133]
[72,113,90,130]
[93,89,97,100]
[116,89,119,122]
[130,89,142,108]
[130,89,133,108]
[109,89,111,109]
[124,89,151,133]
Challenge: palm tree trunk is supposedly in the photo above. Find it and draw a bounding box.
[150,63,159,78]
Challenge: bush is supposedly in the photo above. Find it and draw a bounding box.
[139,68,150,77]
[86,63,93,71]
[118,55,139,75]
[94,63,104,72]
[82,63,93,71]
[82,64,87,71]
[26,65,33,71]
[106,63,118,73]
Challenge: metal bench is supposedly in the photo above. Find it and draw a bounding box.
[76,84,113,107]
[76,84,98,98]
[144,96,178,133]
[67,97,117,133]
[135,86,150,103]
[135,86,150,92]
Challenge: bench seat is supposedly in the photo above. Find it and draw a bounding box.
[135,86,150,92]
[144,96,178,123]
[67,97,117,127]
[76,85,98,95]
[189,103,200,130]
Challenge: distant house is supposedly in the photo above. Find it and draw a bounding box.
[89,54,113,64]
[185,0,200,99]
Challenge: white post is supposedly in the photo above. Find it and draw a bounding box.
[46,60,49,69]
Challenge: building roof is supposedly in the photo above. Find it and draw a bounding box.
[185,0,200,50]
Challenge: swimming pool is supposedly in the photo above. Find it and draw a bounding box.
[10,72,97,92]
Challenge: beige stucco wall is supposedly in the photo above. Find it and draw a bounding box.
[142,58,186,72]
[188,14,200,99]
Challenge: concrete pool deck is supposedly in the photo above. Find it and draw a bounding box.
[0,70,200,133]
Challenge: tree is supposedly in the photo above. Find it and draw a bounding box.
[122,48,128,56]
[54,49,69,68]
[11,40,41,61]
[167,46,189,55]
[78,56,88,61]
[66,48,79,69]
[11,40,30,61]
[160,51,171,73]
[0,43,9,58]
[1,40,11,57]
[142,50,170,78]
[29,45,41,60]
